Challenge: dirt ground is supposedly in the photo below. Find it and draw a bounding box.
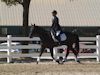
[0,62,100,75]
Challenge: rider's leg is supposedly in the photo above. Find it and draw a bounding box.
[56,35,61,44]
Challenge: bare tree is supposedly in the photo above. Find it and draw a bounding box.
[2,0,31,53]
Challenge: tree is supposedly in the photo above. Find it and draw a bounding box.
[2,0,31,53]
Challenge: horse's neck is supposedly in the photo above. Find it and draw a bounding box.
[36,27,54,43]
[38,31,53,43]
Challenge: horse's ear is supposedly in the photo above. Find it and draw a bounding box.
[31,24,34,26]
[34,24,36,27]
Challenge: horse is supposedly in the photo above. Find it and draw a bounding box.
[29,24,80,64]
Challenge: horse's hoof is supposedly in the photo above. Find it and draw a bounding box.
[63,58,67,62]
[58,57,64,64]
[76,60,81,63]
[10,61,14,63]
[56,59,64,64]
[36,61,39,64]
[59,60,64,64]
[56,59,59,63]
[56,59,60,64]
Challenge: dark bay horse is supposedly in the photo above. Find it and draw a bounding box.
[29,24,80,64]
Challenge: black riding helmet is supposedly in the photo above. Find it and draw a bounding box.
[52,10,57,14]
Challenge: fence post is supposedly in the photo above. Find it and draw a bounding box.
[96,35,100,62]
[53,47,57,62]
[7,35,12,63]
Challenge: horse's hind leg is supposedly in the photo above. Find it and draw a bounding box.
[37,47,45,64]
[72,49,80,63]
[49,47,55,60]
[63,48,70,62]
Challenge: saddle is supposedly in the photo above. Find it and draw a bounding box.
[51,31,67,42]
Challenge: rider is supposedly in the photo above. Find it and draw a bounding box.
[51,10,62,44]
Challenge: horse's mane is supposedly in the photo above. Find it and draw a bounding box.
[35,26,54,42]
[35,26,48,33]
[35,26,51,37]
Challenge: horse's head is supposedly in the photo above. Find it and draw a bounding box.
[29,24,47,38]
[29,24,39,38]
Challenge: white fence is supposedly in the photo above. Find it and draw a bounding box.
[0,35,41,63]
[0,35,100,63]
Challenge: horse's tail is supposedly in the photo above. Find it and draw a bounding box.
[74,35,80,54]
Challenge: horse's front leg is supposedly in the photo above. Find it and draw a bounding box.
[50,47,60,63]
[37,47,45,64]
[49,47,55,60]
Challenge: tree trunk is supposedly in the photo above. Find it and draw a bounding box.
[22,0,31,53]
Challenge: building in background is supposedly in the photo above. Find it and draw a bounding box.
[0,0,100,36]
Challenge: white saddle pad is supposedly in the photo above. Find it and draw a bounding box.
[51,32,67,42]
[60,33,67,41]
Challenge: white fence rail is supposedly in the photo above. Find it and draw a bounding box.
[0,35,100,63]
